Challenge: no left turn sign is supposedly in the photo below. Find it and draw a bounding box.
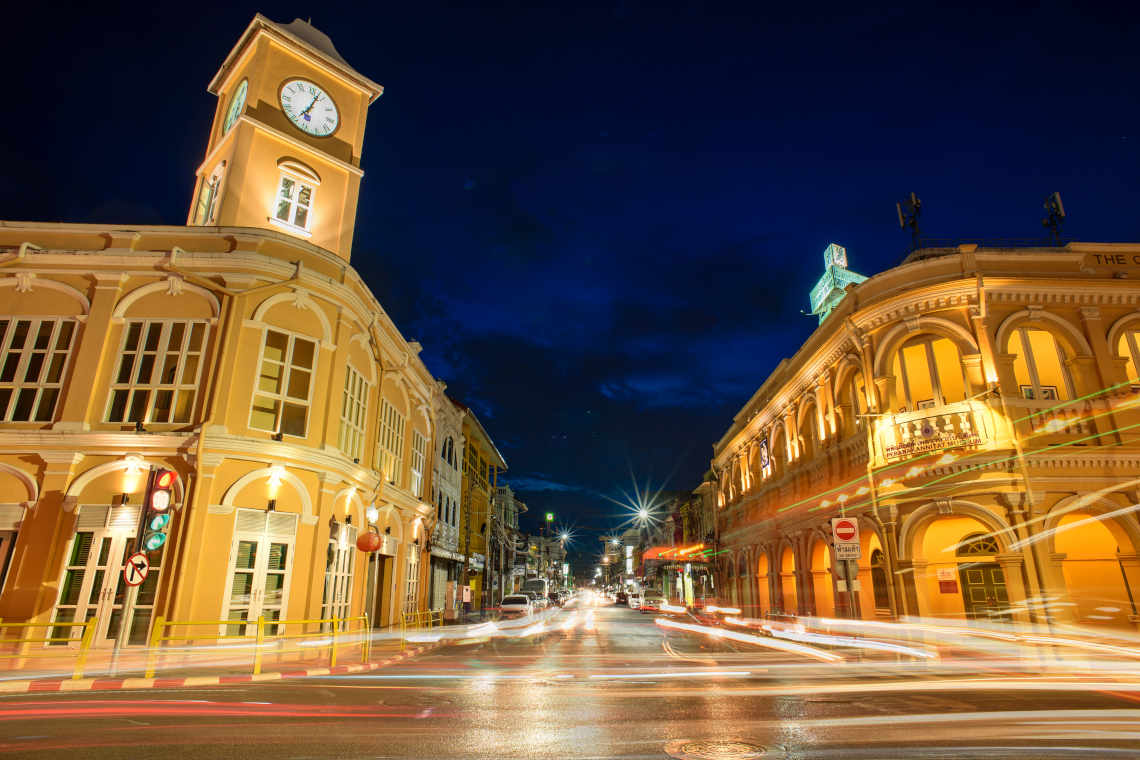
[123,551,150,586]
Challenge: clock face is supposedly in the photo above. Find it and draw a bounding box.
[280,79,339,137]
[222,79,248,134]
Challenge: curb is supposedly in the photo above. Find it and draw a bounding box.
[0,644,436,695]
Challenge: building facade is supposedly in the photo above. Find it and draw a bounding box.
[0,16,443,649]
[454,401,506,610]
[428,391,465,614]
[712,242,1140,631]
[490,483,527,598]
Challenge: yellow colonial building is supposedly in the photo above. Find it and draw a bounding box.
[0,16,442,648]
[713,242,1140,631]
[451,400,507,610]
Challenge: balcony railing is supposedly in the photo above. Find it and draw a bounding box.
[872,399,993,465]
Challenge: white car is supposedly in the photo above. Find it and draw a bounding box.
[500,594,533,617]
[627,593,643,610]
[524,591,548,610]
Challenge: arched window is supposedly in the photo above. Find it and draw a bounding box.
[1008,327,1072,401]
[1116,328,1140,382]
[192,161,226,225]
[799,403,821,460]
[870,549,890,610]
[890,335,968,411]
[956,533,999,556]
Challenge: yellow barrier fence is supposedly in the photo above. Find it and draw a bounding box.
[0,618,97,680]
[145,614,371,678]
[399,609,444,650]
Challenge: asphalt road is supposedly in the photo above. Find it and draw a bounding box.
[2,602,1138,759]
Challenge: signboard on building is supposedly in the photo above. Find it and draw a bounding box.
[937,567,958,594]
[831,517,861,561]
[378,534,398,556]
[880,404,984,463]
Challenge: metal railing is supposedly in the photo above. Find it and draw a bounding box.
[144,614,370,678]
[0,618,96,680]
[399,609,444,648]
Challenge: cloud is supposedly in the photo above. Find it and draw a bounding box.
[507,474,609,500]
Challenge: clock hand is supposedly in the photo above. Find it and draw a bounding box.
[301,95,320,116]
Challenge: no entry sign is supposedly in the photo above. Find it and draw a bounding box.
[123,551,150,586]
[831,517,861,561]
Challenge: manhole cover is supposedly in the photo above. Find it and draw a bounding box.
[664,739,766,759]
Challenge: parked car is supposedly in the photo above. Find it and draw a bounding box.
[548,591,562,607]
[500,594,533,617]
[627,593,643,610]
[615,591,628,605]
[640,595,666,613]
[524,591,548,610]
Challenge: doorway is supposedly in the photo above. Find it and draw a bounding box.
[365,552,391,628]
[50,504,166,647]
[957,564,1007,619]
[223,509,298,636]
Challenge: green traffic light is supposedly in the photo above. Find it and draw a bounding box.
[143,532,167,551]
[148,513,170,531]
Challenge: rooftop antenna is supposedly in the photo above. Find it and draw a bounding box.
[896,192,922,251]
[1043,192,1065,246]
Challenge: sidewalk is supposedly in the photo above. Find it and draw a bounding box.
[0,639,439,694]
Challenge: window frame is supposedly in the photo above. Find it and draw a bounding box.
[403,548,420,615]
[1119,329,1140,384]
[892,335,968,411]
[248,328,318,439]
[193,163,226,225]
[0,317,77,423]
[409,430,427,498]
[269,169,317,236]
[376,399,407,486]
[1011,327,1073,401]
[106,319,210,425]
[320,522,357,628]
[337,364,369,461]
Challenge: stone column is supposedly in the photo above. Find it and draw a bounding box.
[1042,552,1079,625]
[995,553,1031,624]
[1115,553,1140,632]
[895,558,924,618]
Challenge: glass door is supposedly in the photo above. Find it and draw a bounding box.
[52,530,128,647]
[260,540,291,634]
[223,512,296,637]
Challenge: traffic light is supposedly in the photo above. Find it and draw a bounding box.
[140,468,176,552]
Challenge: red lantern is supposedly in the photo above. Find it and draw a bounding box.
[356,530,381,553]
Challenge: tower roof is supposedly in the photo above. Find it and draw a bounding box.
[209,14,383,102]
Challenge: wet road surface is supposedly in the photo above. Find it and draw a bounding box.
[2,602,1138,759]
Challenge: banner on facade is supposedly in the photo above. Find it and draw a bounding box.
[880,408,983,463]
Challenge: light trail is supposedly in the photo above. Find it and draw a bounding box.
[655,617,844,663]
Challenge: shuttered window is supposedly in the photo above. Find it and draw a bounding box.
[107,320,208,424]
[0,318,76,422]
[376,400,406,485]
[337,365,368,461]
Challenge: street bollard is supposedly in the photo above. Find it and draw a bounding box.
[144,616,165,679]
[253,615,265,675]
[330,618,339,668]
[74,618,97,680]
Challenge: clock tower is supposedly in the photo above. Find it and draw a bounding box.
[189,15,383,262]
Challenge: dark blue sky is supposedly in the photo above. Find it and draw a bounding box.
[5,1,1139,565]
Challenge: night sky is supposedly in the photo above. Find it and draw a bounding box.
[5,2,1139,568]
